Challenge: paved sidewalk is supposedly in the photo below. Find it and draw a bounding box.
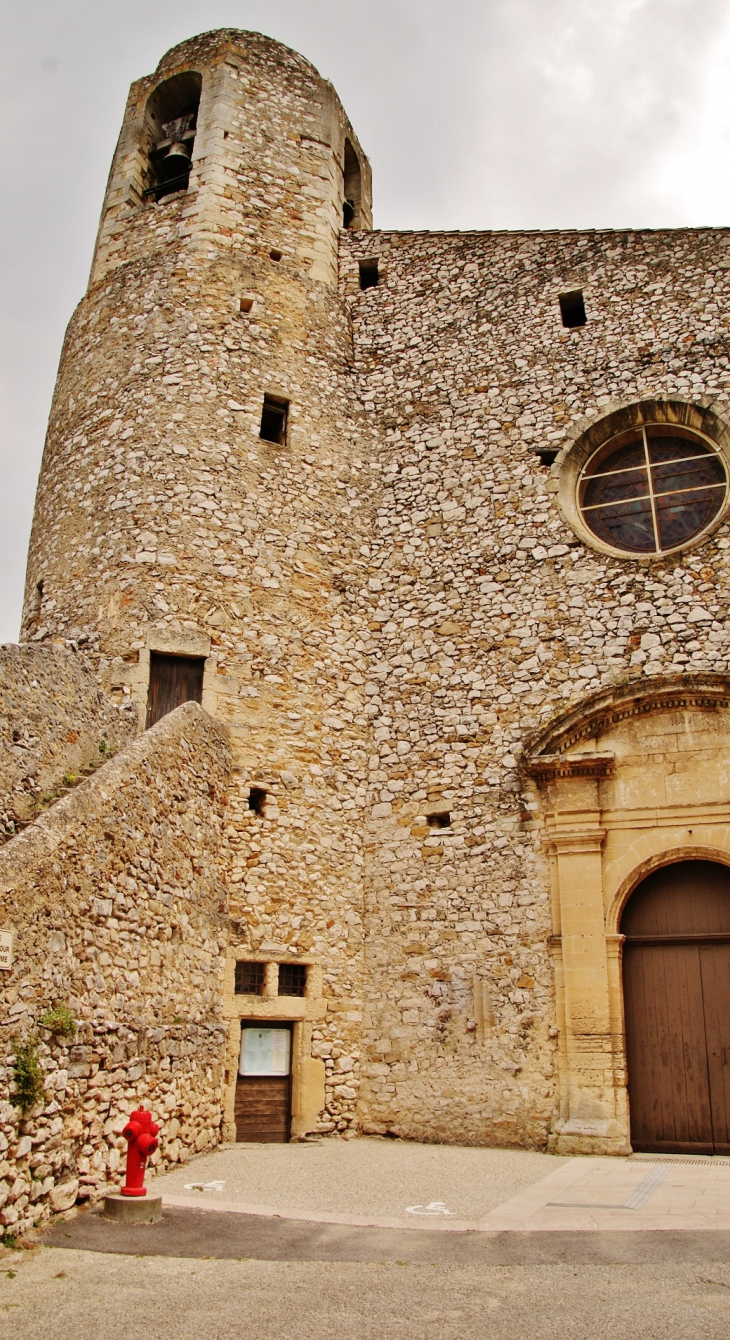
[148,1138,730,1233]
[482,1155,730,1232]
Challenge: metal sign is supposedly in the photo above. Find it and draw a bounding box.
[239,1027,291,1076]
[0,931,14,970]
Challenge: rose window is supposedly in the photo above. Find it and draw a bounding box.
[578,424,727,555]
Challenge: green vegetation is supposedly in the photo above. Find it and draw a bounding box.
[9,1037,44,1113]
[39,1004,77,1037]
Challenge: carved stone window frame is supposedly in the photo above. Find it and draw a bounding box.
[552,397,730,562]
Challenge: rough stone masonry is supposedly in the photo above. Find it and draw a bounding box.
[0,703,229,1238]
[1,25,730,1212]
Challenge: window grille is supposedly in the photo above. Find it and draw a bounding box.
[235,961,265,995]
[277,963,307,997]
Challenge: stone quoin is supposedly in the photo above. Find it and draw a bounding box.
[3,26,730,1235]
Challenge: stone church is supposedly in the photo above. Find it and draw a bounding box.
[2,25,730,1235]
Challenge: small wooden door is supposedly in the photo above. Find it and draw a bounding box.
[235,1025,292,1143]
[622,860,730,1154]
[146,653,205,728]
[235,1077,291,1143]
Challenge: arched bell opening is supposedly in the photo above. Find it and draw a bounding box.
[141,71,202,202]
[620,859,730,1155]
[342,138,362,229]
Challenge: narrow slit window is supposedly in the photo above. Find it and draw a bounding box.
[559,290,587,328]
[259,395,288,445]
[359,259,379,291]
[30,579,44,623]
[278,963,307,997]
[248,786,267,816]
[235,961,265,995]
[343,139,361,229]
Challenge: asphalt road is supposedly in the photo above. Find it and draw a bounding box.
[42,1203,730,1264]
[2,1239,730,1339]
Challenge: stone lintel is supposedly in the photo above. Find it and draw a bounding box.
[524,752,615,784]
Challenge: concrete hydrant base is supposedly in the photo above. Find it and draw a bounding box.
[103,1194,162,1224]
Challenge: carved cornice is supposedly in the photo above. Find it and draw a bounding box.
[524,673,730,764]
[524,752,614,784]
[544,826,607,855]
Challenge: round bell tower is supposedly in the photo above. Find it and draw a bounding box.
[22,29,375,1140]
[22,28,372,693]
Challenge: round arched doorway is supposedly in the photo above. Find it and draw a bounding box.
[621,860,730,1154]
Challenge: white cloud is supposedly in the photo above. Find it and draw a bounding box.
[0,0,728,637]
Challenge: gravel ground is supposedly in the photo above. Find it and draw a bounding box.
[150,1137,564,1220]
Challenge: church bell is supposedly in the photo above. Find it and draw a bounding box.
[160,140,192,181]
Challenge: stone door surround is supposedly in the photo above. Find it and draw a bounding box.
[524,674,730,1156]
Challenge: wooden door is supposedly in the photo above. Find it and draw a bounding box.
[623,941,713,1152]
[235,1025,292,1142]
[146,653,205,728]
[622,860,730,1154]
[234,1076,291,1142]
[699,943,730,1155]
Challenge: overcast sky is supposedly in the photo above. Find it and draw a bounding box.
[2,0,730,641]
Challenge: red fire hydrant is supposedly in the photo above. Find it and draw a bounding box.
[120,1106,160,1197]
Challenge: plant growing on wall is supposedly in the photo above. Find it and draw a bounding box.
[9,1036,45,1113]
[39,1004,76,1037]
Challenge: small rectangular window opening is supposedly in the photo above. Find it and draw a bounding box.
[359,259,379,291]
[259,395,288,445]
[239,297,254,313]
[559,290,587,328]
[278,963,307,997]
[269,249,283,262]
[235,961,265,995]
[428,811,451,829]
[248,786,267,816]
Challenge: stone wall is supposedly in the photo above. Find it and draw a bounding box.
[0,702,229,1238]
[0,643,136,842]
[339,226,730,1145]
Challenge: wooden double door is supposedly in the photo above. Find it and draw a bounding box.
[622,860,730,1154]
